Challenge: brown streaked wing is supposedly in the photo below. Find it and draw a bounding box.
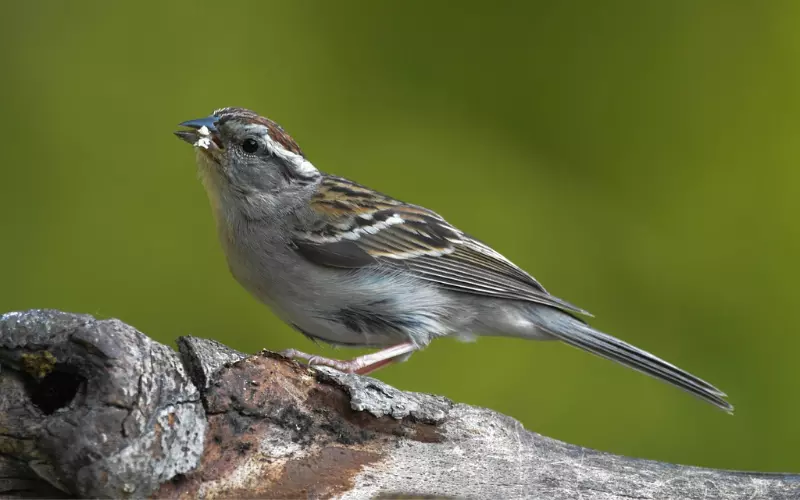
[309,176,401,218]
[294,177,591,316]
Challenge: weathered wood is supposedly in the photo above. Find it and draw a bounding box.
[0,310,204,498]
[0,309,797,499]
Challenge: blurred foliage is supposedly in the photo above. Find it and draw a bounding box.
[1,0,798,473]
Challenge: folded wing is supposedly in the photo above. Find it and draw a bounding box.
[292,176,590,316]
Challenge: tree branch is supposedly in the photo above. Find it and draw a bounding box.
[0,310,795,499]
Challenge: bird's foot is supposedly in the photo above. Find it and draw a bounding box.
[279,341,416,375]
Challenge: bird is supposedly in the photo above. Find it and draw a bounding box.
[174,107,732,412]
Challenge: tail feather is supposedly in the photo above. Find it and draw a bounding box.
[536,311,733,413]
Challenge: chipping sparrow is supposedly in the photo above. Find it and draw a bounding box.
[175,107,732,412]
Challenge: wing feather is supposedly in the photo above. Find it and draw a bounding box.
[293,176,591,316]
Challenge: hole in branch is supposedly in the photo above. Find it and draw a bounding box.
[25,368,85,415]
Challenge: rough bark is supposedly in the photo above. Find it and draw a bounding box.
[0,310,796,499]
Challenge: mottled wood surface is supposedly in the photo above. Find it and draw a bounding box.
[1,310,797,499]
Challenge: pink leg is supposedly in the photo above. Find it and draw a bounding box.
[280,342,417,375]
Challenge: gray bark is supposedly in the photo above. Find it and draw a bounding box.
[0,309,796,499]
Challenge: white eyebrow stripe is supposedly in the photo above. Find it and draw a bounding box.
[232,123,319,179]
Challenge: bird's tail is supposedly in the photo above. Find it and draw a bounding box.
[531,308,733,413]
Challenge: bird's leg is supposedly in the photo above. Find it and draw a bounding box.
[280,341,417,375]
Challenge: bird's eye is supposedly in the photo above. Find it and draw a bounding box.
[242,138,259,154]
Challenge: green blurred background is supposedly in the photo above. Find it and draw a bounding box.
[2,0,798,473]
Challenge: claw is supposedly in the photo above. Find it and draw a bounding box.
[277,342,418,375]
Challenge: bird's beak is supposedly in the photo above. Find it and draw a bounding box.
[174,116,222,151]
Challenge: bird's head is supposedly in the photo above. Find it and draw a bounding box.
[175,107,320,210]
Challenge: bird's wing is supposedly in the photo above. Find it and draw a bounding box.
[291,176,590,316]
